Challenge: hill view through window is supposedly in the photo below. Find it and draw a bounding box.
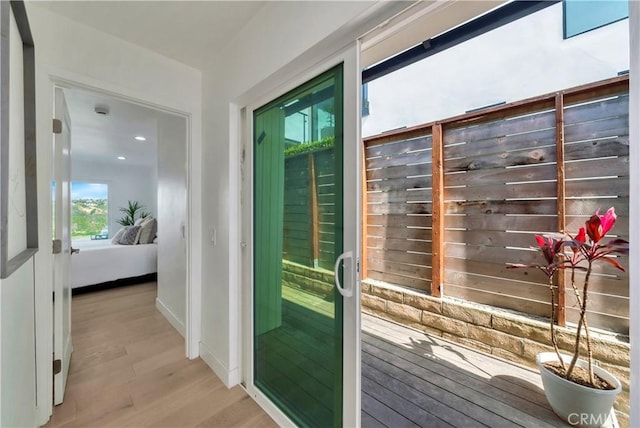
[72,182,108,240]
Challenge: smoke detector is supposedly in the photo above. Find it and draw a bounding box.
[94,105,110,116]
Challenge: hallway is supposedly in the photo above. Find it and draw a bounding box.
[45,283,276,427]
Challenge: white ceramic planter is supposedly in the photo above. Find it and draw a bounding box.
[536,352,621,428]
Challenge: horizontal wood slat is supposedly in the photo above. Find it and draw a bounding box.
[368,236,432,253]
[444,245,542,267]
[369,202,433,216]
[366,163,432,181]
[367,270,431,292]
[366,135,432,157]
[445,181,557,201]
[444,269,550,305]
[367,225,431,240]
[566,309,628,335]
[444,284,551,319]
[368,248,432,266]
[564,94,629,124]
[445,214,557,232]
[443,110,555,146]
[367,259,431,281]
[443,128,555,159]
[367,189,432,204]
[367,150,431,169]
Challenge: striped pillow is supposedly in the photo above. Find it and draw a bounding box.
[118,225,141,245]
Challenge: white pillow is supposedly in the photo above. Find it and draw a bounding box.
[138,217,157,244]
[111,228,126,244]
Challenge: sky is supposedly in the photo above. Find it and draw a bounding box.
[71,182,108,200]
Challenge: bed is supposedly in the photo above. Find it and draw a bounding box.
[71,239,158,289]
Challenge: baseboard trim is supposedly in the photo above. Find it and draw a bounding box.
[155,297,186,338]
[199,341,239,388]
[72,273,157,296]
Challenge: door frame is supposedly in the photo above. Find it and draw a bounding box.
[35,73,199,423]
[238,42,362,427]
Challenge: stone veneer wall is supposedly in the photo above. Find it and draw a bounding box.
[282,260,334,296]
[362,280,631,426]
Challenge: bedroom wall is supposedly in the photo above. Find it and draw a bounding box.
[156,112,187,336]
[72,159,158,239]
[24,4,202,425]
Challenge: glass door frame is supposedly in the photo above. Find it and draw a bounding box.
[241,42,362,427]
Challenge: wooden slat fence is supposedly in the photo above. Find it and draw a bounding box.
[284,154,313,266]
[283,148,336,270]
[365,134,434,291]
[362,76,630,334]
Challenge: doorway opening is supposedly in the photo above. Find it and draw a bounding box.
[50,83,191,407]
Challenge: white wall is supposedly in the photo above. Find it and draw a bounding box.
[362,3,630,136]
[24,4,202,425]
[0,8,37,426]
[72,159,157,239]
[1,262,37,428]
[156,113,187,336]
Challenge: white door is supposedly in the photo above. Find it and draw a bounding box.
[52,87,73,405]
[243,42,361,427]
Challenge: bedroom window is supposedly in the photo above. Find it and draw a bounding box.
[71,182,109,240]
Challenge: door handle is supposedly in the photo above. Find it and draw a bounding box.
[333,251,353,298]
[70,247,80,255]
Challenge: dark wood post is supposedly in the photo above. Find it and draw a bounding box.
[309,153,320,268]
[555,93,567,327]
[361,143,368,280]
[431,124,444,298]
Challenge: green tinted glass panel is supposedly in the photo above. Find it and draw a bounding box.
[254,65,343,427]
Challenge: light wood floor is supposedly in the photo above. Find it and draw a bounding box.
[44,282,276,428]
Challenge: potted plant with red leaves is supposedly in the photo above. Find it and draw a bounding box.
[509,207,628,427]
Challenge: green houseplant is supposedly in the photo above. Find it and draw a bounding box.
[509,207,628,427]
[116,200,150,226]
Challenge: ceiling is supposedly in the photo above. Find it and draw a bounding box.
[32,1,265,70]
[37,1,265,169]
[64,89,163,168]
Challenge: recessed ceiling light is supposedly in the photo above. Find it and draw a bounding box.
[117,156,126,160]
[134,136,146,141]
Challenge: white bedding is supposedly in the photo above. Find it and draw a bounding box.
[71,240,157,288]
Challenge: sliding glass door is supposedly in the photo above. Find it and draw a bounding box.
[251,50,360,427]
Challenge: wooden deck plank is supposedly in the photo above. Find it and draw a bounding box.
[361,407,388,428]
[362,314,568,428]
[363,339,560,428]
[361,379,446,428]
[363,360,494,427]
[363,315,552,407]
